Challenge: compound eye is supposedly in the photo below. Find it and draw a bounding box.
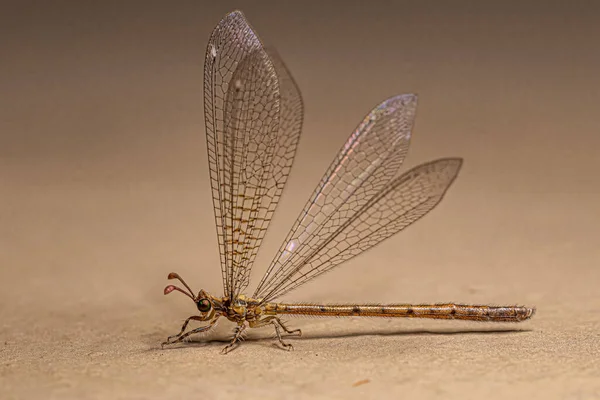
[196,299,211,312]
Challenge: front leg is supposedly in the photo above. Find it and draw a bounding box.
[163,315,203,346]
[162,316,217,347]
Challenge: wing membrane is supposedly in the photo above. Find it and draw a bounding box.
[253,95,419,301]
[227,48,304,299]
[204,11,303,298]
[255,158,462,302]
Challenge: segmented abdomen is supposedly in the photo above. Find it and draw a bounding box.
[267,303,535,322]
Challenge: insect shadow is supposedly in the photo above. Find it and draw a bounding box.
[147,325,531,352]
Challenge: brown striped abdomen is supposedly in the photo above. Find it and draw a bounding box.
[266,303,535,322]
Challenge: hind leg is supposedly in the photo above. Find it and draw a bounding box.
[275,318,302,337]
[272,321,294,351]
[250,316,302,337]
[250,316,301,351]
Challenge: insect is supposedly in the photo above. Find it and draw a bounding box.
[162,10,535,354]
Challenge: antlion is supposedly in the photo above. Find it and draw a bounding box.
[161,10,535,354]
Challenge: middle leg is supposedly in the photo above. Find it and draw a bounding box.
[221,324,247,355]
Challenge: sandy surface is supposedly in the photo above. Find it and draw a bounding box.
[2,1,599,399]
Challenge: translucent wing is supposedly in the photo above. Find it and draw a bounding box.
[204,11,303,299]
[227,48,303,300]
[254,95,424,302]
[254,157,462,302]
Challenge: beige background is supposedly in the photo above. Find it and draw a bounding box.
[1,1,599,399]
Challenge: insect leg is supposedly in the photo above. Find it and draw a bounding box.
[275,317,302,337]
[163,315,204,345]
[250,316,302,337]
[248,316,275,329]
[221,324,246,355]
[162,317,218,347]
[250,317,295,350]
[272,321,294,351]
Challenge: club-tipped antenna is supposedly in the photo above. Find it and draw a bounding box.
[164,285,195,301]
[166,272,196,299]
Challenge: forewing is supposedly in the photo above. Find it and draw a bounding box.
[228,48,304,299]
[204,11,303,298]
[255,158,462,302]
[253,95,417,301]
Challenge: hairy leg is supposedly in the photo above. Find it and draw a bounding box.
[249,316,301,350]
[275,318,302,337]
[272,321,293,351]
[162,316,217,347]
[163,315,204,344]
[221,324,246,355]
[250,316,302,336]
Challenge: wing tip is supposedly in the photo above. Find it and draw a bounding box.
[432,157,464,181]
[225,9,246,19]
[388,93,418,106]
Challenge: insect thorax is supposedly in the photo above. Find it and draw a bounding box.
[225,294,265,322]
